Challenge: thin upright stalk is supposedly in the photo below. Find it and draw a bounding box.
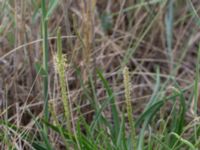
[41,0,49,122]
[56,27,71,132]
[123,66,137,150]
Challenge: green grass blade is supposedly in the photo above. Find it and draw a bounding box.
[137,67,161,150]
[41,0,49,128]
[96,69,120,142]
[46,0,58,20]
[170,132,196,150]
[165,0,174,72]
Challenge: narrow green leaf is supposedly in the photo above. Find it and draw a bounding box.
[170,132,196,150]
[34,62,48,77]
[46,0,58,20]
[96,69,120,143]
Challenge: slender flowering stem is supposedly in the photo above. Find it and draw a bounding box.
[123,66,137,149]
[41,0,49,123]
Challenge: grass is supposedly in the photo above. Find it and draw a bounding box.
[0,0,200,149]
[41,0,49,134]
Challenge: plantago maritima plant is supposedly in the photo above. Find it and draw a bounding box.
[55,27,71,132]
[123,66,137,149]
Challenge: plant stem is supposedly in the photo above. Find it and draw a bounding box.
[41,0,49,123]
[123,66,137,150]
